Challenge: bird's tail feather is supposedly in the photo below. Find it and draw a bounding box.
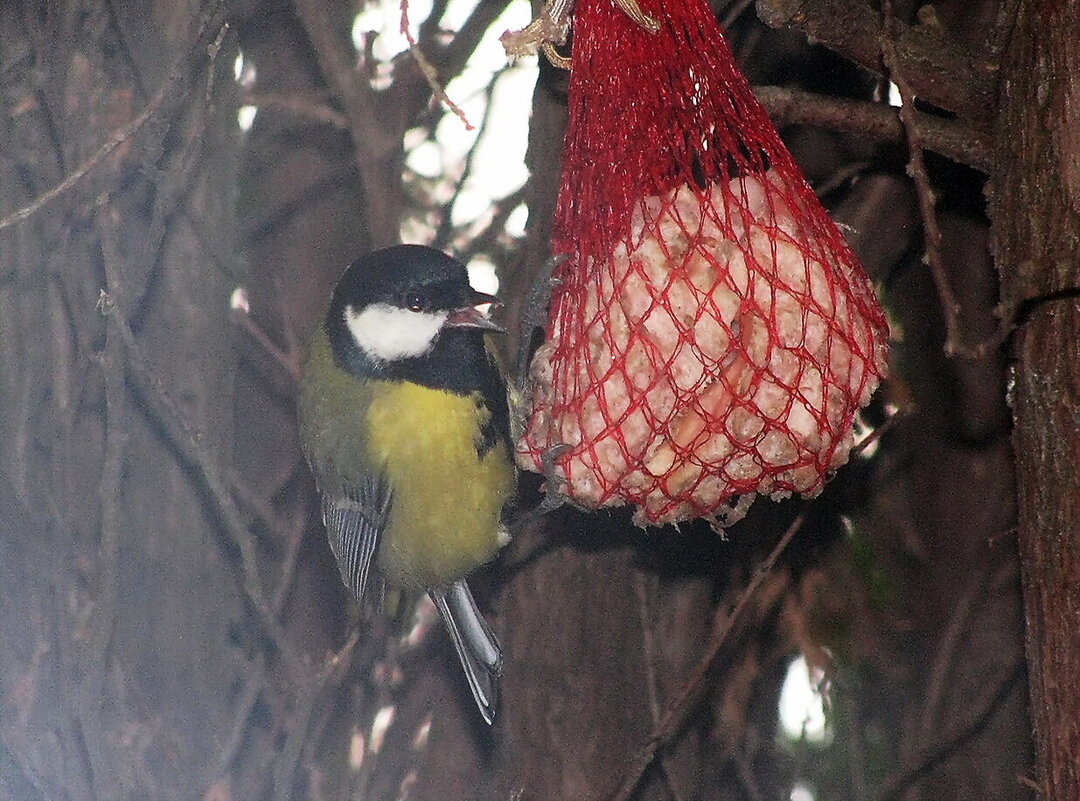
[429,580,503,725]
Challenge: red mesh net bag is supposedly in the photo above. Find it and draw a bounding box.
[516,0,889,527]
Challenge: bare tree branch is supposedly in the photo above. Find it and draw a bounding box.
[754,86,993,173]
[633,573,688,801]
[432,66,510,250]
[0,95,162,230]
[431,0,515,85]
[272,631,361,801]
[240,90,350,129]
[880,0,1009,359]
[294,0,400,245]
[0,8,227,232]
[79,211,129,801]
[755,0,997,125]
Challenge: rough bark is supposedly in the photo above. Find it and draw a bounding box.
[992,1,1080,797]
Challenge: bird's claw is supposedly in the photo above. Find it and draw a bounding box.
[534,443,576,514]
[515,254,568,390]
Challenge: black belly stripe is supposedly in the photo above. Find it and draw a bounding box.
[476,395,499,458]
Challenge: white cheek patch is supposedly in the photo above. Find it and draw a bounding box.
[345,303,448,361]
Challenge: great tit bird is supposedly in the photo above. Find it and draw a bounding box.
[298,245,515,724]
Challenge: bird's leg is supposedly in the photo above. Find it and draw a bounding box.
[508,254,584,518]
[505,443,580,532]
[509,254,566,444]
[514,253,566,390]
[535,442,575,515]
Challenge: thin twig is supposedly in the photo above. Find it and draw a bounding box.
[231,308,302,384]
[228,471,305,544]
[756,0,996,124]
[272,631,361,801]
[917,556,1017,747]
[348,630,410,801]
[610,514,805,801]
[873,661,1025,801]
[879,1,1009,359]
[230,472,287,535]
[454,185,528,263]
[720,0,755,30]
[95,222,126,648]
[275,275,302,368]
[812,161,874,199]
[634,574,663,726]
[271,502,309,613]
[293,0,388,157]
[633,573,687,801]
[0,85,166,231]
[845,677,870,801]
[733,750,766,801]
[438,0,515,86]
[851,406,903,459]
[294,0,398,244]
[133,27,227,317]
[99,6,236,297]
[432,65,510,250]
[210,499,310,784]
[239,90,349,129]
[213,654,269,779]
[418,0,451,43]
[0,12,226,232]
[399,0,473,130]
[75,212,129,801]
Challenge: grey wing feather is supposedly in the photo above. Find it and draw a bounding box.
[321,477,391,605]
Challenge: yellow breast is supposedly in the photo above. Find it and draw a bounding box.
[365,381,515,589]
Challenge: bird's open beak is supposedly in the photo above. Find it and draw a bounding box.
[446,291,504,331]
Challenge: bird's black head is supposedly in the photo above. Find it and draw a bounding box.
[325,245,499,379]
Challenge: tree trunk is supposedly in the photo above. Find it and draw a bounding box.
[992,1,1080,797]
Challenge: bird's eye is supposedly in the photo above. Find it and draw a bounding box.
[405,291,425,312]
